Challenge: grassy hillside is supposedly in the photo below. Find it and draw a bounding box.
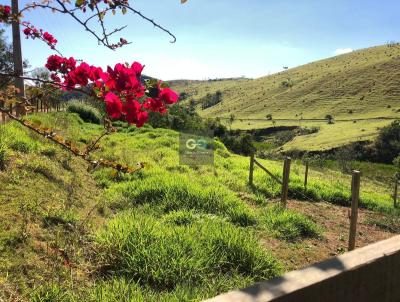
[0,113,399,301]
[172,45,400,151]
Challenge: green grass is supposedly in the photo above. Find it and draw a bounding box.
[67,100,103,124]
[95,210,281,291]
[172,44,400,151]
[105,173,257,226]
[1,112,399,301]
[261,205,321,241]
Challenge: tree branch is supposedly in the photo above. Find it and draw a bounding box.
[0,107,144,174]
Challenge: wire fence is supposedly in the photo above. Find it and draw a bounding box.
[249,154,397,210]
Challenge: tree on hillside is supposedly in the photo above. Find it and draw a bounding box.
[201,91,223,109]
[373,120,400,163]
[227,113,235,131]
[281,78,293,90]
[215,90,223,103]
[325,114,334,124]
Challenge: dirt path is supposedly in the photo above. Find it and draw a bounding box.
[261,200,397,271]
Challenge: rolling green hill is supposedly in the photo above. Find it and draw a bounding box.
[171,44,400,151]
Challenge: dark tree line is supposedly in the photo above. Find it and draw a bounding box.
[201,91,223,110]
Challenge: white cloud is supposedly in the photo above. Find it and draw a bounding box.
[334,48,354,55]
[142,55,221,80]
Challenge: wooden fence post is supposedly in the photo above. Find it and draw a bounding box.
[281,157,291,207]
[348,170,361,251]
[249,153,255,187]
[304,161,309,191]
[394,178,398,208]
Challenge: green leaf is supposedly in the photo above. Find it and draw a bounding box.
[122,7,127,15]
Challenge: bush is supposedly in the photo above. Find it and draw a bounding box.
[335,145,355,173]
[372,120,400,163]
[325,114,334,124]
[96,212,282,290]
[67,100,102,124]
[221,134,256,156]
[261,205,321,241]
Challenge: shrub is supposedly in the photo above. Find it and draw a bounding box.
[372,120,400,163]
[325,114,334,124]
[261,205,321,241]
[221,134,256,156]
[335,145,355,173]
[96,212,282,290]
[67,100,102,124]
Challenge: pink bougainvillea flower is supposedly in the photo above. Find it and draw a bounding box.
[45,55,63,71]
[4,5,11,15]
[105,92,123,119]
[70,62,91,86]
[143,97,167,114]
[123,96,149,127]
[159,87,179,104]
[23,28,32,36]
[131,61,144,75]
[43,32,57,45]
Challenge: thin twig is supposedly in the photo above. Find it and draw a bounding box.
[122,4,177,43]
[0,73,92,96]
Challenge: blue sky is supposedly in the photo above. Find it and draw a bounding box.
[1,0,400,80]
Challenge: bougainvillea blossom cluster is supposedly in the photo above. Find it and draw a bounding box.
[45,55,179,127]
[0,5,11,16]
[0,5,14,24]
[22,22,58,49]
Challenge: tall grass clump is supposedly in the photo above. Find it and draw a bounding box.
[0,123,38,154]
[106,173,257,226]
[0,142,7,170]
[67,100,102,124]
[262,205,321,241]
[96,212,282,291]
